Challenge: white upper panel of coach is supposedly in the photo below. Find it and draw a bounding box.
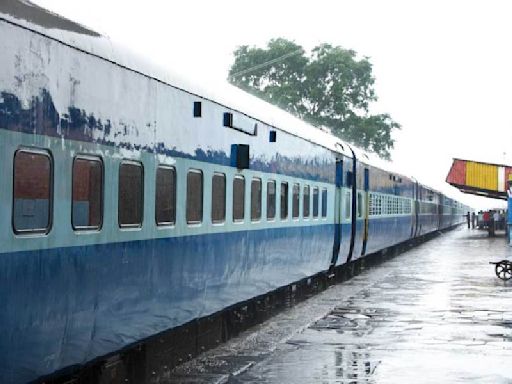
[1,0,465,193]
[0,0,433,188]
[0,0,355,157]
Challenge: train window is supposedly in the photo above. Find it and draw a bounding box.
[211,173,226,223]
[303,185,310,218]
[313,187,319,218]
[233,175,245,222]
[280,182,288,219]
[344,191,351,220]
[292,183,300,219]
[13,149,52,233]
[267,180,276,220]
[72,156,103,230]
[119,161,144,227]
[193,101,202,117]
[357,192,363,218]
[321,188,327,217]
[251,178,262,221]
[387,197,393,215]
[186,169,203,224]
[346,171,353,187]
[155,166,176,226]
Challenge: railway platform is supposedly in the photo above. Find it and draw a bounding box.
[167,226,512,384]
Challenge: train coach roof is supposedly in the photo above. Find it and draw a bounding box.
[0,0,453,191]
[0,0,354,158]
[0,0,99,36]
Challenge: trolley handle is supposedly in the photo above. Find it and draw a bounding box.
[489,260,511,265]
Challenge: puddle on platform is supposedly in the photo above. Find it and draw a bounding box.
[171,228,512,384]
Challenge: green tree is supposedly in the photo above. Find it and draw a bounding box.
[228,38,400,159]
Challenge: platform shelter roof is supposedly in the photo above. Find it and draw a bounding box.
[446,158,512,200]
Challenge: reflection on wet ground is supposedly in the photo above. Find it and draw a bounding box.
[168,228,512,383]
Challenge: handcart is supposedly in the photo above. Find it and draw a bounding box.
[490,260,512,280]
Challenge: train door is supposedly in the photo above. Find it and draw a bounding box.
[409,185,414,238]
[361,168,369,256]
[413,182,420,237]
[347,154,357,262]
[437,196,442,230]
[330,159,343,270]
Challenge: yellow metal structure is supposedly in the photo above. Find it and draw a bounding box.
[446,158,511,200]
[466,161,498,191]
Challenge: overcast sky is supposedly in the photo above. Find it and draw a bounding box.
[32,0,512,209]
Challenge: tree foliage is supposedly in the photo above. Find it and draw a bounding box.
[228,38,400,159]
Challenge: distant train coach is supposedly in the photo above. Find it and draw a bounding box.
[0,1,468,383]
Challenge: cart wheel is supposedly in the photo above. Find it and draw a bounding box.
[495,262,512,280]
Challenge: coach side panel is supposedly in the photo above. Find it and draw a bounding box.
[0,20,339,383]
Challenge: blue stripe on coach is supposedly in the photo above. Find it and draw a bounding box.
[0,223,336,384]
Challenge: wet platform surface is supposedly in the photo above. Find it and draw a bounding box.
[168,227,512,383]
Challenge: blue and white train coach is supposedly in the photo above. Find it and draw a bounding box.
[0,2,467,383]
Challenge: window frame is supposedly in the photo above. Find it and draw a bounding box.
[267,179,276,221]
[280,181,289,220]
[321,187,328,218]
[72,154,104,231]
[251,177,262,222]
[12,148,54,235]
[211,172,226,224]
[155,165,177,227]
[357,192,363,218]
[292,183,300,219]
[118,160,144,229]
[303,185,310,219]
[344,190,351,220]
[312,186,319,219]
[186,168,204,225]
[233,174,245,223]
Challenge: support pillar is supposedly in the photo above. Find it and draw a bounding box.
[508,196,512,245]
[508,178,512,245]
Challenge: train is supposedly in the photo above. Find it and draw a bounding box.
[0,1,468,383]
